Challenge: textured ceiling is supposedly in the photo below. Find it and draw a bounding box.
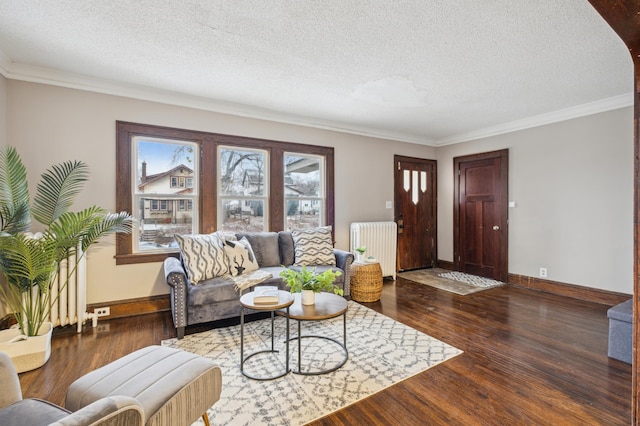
[0,1,633,145]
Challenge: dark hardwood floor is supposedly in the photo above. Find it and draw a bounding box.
[19,277,632,425]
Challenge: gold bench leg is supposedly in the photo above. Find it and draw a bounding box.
[202,413,211,426]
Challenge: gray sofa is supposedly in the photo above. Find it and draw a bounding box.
[164,231,354,339]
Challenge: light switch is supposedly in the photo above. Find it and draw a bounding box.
[385,201,393,209]
[508,201,516,208]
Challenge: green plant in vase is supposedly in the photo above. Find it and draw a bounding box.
[355,245,367,261]
[0,146,133,338]
[280,266,343,305]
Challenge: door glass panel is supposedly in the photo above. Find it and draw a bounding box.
[403,169,410,192]
[412,170,419,205]
[421,171,427,193]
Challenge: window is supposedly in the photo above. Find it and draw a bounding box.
[218,147,268,232]
[284,153,324,230]
[170,176,191,188]
[116,121,334,264]
[177,200,192,211]
[132,137,198,253]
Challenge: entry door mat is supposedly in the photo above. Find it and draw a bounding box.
[162,301,462,426]
[399,269,504,295]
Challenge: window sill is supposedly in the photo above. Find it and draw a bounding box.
[115,251,179,265]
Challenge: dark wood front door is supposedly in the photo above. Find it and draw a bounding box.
[394,155,437,271]
[454,149,508,281]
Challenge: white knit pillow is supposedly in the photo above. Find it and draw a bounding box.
[224,237,259,276]
[175,233,229,284]
[291,226,335,266]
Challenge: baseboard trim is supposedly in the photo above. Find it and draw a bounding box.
[437,260,455,270]
[90,267,632,320]
[87,295,170,320]
[435,260,630,306]
[507,273,630,306]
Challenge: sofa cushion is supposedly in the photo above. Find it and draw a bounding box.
[188,276,238,306]
[291,226,335,266]
[235,232,280,267]
[175,233,229,284]
[224,237,259,276]
[278,231,295,266]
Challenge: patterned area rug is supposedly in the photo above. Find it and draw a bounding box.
[162,301,462,426]
[399,269,504,295]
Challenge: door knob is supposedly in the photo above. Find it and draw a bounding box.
[493,226,500,231]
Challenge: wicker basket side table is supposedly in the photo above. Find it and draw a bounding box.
[349,262,383,302]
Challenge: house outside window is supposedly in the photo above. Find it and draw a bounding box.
[134,137,198,252]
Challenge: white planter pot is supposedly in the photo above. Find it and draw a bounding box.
[301,289,315,305]
[0,322,53,373]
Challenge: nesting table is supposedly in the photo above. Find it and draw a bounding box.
[239,289,293,380]
[279,292,349,375]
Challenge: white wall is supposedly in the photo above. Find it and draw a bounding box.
[437,107,634,294]
[0,74,5,147]
[0,74,6,319]
[5,80,435,304]
[5,79,634,303]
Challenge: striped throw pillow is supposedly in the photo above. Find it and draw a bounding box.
[175,233,229,284]
[291,226,335,266]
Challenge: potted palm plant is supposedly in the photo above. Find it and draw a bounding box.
[0,146,132,372]
[280,266,343,305]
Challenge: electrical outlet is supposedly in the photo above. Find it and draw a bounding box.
[96,323,110,333]
[95,307,110,317]
[539,267,548,278]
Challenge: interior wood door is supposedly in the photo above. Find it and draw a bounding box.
[394,155,437,271]
[454,150,508,281]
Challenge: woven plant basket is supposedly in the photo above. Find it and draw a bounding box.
[350,262,383,302]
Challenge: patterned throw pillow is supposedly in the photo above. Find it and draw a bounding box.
[224,237,260,276]
[291,226,336,266]
[174,233,229,284]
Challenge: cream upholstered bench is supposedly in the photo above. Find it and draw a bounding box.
[65,345,222,426]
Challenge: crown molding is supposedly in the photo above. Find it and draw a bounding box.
[434,93,634,146]
[0,59,631,147]
[0,50,11,77]
[1,60,434,146]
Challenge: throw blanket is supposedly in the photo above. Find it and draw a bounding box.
[232,270,273,293]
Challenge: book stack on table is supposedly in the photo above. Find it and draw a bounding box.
[253,286,280,305]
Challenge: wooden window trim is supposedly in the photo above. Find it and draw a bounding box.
[116,121,335,265]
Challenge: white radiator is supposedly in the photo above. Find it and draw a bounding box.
[49,246,96,333]
[350,221,397,279]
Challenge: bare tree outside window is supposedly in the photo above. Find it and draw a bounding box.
[219,147,267,232]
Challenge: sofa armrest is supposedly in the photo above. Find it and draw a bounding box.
[334,249,354,298]
[51,395,145,426]
[163,257,189,338]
